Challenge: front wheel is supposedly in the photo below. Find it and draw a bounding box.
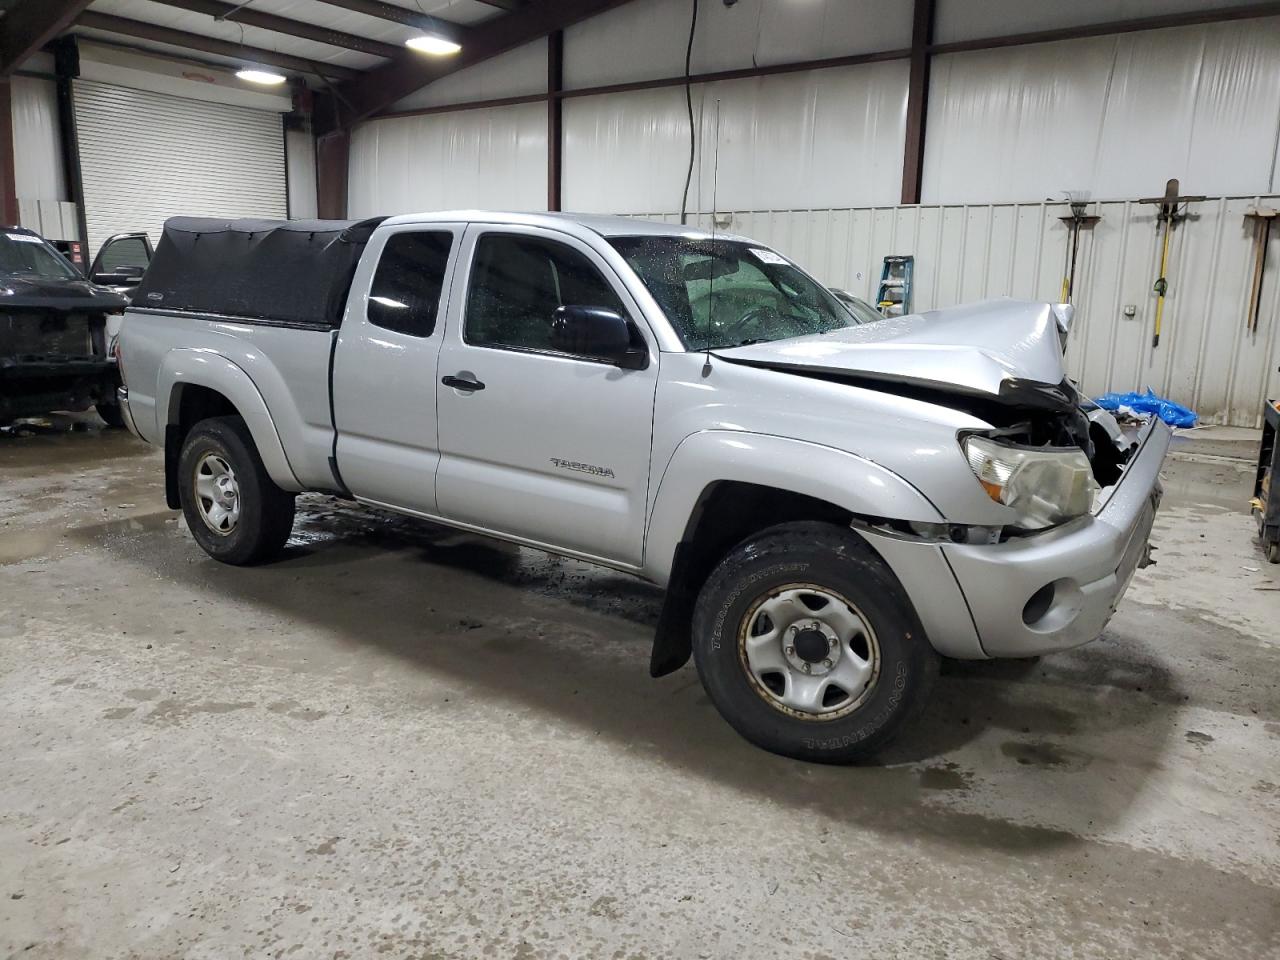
[692,521,938,763]
[177,416,296,565]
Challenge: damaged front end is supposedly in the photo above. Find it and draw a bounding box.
[712,298,1136,508]
[1,276,127,424]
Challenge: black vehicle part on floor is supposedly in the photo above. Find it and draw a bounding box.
[128,216,387,330]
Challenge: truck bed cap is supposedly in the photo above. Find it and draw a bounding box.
[130,216,386,328]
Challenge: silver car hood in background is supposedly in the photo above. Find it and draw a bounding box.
[712,299,1068,399]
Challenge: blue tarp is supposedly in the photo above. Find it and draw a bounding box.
[1094,388,1198,428]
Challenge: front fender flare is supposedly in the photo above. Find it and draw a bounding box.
[641,431,985,675]
[643,430,944,584]
[159,349,301,496]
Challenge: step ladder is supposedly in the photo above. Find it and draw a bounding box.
[876,255,914,318]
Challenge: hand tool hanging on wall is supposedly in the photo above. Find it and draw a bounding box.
[1057,196,1100,304]
[1139,179,1205,349]
[1244,207,1277,336]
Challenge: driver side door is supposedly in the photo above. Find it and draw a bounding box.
[434,226,659,568]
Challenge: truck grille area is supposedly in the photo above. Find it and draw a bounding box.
[0,311,96,358]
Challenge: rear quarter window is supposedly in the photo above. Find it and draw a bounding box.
[366,231,454,337]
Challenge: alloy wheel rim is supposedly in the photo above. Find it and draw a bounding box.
[194,454,240,536]
[737,583,880,721]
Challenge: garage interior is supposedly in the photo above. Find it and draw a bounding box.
[2,1,1279,957]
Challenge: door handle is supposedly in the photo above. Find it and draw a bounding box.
[441,374,485,392]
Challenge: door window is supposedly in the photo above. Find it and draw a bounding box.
[464,233,626,355]
[98,236,151,273]
[367,231,454,337]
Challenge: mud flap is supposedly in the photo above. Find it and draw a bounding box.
[650,541,696,677]
[164,423,182,509]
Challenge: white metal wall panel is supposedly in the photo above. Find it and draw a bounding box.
[625,197,1280,427]
[11,75,66,204]
[923,20,1280,203]
[389,39,547,113]
[347,102,547,218]
[564,0,912,89]
[562,60,909,214]
[935,0,1256,43]
[73,80,287,255]
[16,199,80,241]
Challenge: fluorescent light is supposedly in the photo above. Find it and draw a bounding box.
[405,35,461,55]
[236,68,287,85]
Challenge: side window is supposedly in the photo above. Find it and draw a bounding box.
[98,236,151,272]
[465,233,625,354]
[367,231,454,337]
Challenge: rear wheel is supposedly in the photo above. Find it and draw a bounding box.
[692,521,938,763]
[177,416,295,565]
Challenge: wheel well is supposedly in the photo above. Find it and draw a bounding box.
[648,481,852,677]
[164,384,240,509]
[681,481,852,583]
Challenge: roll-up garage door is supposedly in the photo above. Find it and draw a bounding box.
[73,79,287,257]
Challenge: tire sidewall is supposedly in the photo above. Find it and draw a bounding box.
[693,530,933,763]
[178,420,271,564]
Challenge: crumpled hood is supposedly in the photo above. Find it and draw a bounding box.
[713,298,1070,404]
[0,275,127,313]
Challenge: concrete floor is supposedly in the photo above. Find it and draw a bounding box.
[1,414,1277,960]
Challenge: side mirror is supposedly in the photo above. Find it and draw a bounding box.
[550,305,647,369]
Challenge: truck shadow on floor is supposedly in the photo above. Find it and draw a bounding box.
[82,496,1186,855]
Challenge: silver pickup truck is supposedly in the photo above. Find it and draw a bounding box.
[117,211,1170,763]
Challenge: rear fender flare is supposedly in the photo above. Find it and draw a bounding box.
[159,349,300,493]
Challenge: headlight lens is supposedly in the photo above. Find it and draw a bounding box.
[963,436,1099,529]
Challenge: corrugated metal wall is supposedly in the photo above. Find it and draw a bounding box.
[348,101,547,216]
[924,21,1280,203]
[629,197,1280,427]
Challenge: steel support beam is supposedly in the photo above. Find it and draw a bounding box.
[1,0,94,75]
[547,30,563,211]
[472,0,526,10]
[0,79,18,225]
[316,130,350,220]
[900,0,934,206]
[76,13,361,81]
[151,0,402,59]
[313,0,638,135]
[311,0,464,40]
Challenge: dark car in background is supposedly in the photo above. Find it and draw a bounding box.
[0,226,149,428]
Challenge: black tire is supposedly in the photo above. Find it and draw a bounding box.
[692,521,938,764]
[177,416,296,566]
[96,401,126,428]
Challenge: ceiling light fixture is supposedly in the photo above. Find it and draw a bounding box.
[405,35,462,55]
[236,68,287,85]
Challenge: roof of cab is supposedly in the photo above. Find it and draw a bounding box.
[380,210,751,242]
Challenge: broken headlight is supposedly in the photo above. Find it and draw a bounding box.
[962,436,1099,530]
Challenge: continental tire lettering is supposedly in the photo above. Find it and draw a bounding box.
[711,563,809,651]
[802,661,908,749]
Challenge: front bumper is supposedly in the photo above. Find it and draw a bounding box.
[941,418,1172,657]
[0,355,117,421]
